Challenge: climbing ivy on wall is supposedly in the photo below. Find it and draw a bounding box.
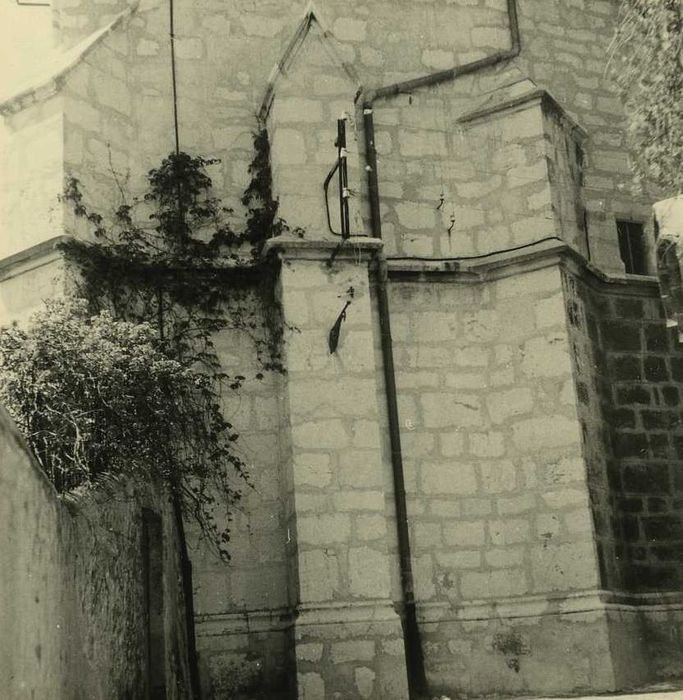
[0,130,290,560]
[609,0,683,194]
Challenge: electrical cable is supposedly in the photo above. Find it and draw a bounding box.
[385,235,564,262]
[169,0,180,155]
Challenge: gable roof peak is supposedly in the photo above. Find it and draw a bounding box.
[259,3,361,121]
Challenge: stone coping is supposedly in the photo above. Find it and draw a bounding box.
[0,7,135,114]
[262,234,382,261]
[520,690,683,700]
[0,234,660,298]
[385,238,660,294]
[457,85,587,140]
[0,235,69,281]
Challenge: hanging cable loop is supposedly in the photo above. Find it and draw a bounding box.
[323,117,352,239]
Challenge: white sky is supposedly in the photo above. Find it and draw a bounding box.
[0,0,53,95]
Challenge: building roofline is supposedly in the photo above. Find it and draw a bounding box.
[0,4,136,115]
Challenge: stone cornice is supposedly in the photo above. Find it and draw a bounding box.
[385,239,660,297]
[457,85,587,140]
[0,5,136,115]
[262,234,382,262]
[192,588,683,639]
[0,235,70,282]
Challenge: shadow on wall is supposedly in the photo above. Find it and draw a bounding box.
[0,405,194,700]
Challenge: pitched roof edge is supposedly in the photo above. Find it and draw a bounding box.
[0,4,137,116]
[457,83,587,140]
[258,3,361,123]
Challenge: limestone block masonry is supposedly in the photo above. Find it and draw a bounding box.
[3,0,683,698]
[265,236,409,700]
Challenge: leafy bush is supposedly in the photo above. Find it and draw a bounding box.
[609,0,683,194]
[0,298,245,556]
[2,144,290,559]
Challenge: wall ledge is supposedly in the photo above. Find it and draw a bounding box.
[0,7,136,115]
[386,239,661,296]
[0,235,70,282]
[263,234,382,262]
[416,589,683,625]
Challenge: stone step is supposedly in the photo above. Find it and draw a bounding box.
[528,691,683,700]
[432,685,683,700]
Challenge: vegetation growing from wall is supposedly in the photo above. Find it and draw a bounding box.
[610,0,683,194]
[0,132,289,560]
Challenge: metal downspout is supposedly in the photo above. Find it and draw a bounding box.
[363,106,427,699]
[361,2,521,696]
[364,0,520,104]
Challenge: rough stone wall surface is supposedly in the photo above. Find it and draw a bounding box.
[0,0,645,270]
[389,264,599,604]
[274,245,409,700]
[562,267,620,590]
[567,273,683,593]
[52,0,135,49]
[0,408,68,699]
[0,251,66,326]
[514,0,657,273]
[544,103,586,255]
[189,293,291,699]
[2,0,679,697]
[377,88,555,259]
[563,264,683,689]
[0,406,193,699]
[382,262,612,695]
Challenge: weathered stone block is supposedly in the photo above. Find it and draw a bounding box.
[332,17,367,42]
[460,568,528,599]
[478,460,517,492]
[298,672,325,699]
[489,518,531,545]
[422,394,483,428]
[330,640,375,664]
[530,542,599,591]
[297,514,351,545]
[486,388,534,425]
[299,549,340,602]
[421,461,478,495]
[274,98,323,124]
[512,416,581,452]
[443,520,486,547]
[355,666,376,699]
[469,432,505,458]
[348,548,391,598]
[333,490,385,512]
[293,454,333,488]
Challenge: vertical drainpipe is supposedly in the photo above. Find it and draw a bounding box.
[361,3,521,695]
[363,105,427,699]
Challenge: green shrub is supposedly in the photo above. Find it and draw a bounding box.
[0,298,245,555]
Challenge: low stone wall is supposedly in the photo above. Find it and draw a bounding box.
[0,406,193,699]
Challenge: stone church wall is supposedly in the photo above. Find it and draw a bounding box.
[565,271,683,595]
[2,0,682,697]
[383,258,612,696]
[188,294,292,698]
[6,0,644,271]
